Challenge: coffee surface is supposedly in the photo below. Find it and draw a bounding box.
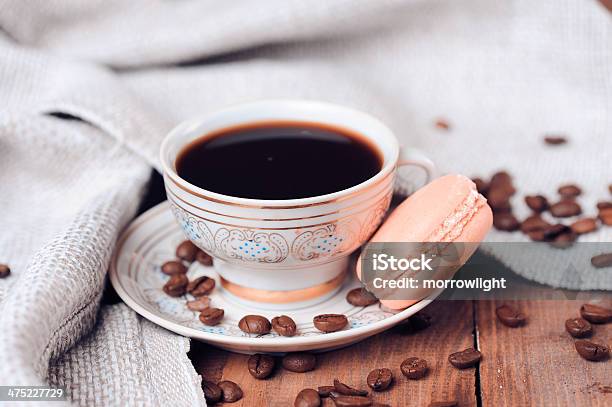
[176,122,382,199]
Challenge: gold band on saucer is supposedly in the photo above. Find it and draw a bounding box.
[220,272,345,304]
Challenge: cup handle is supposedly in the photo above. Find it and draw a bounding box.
[396,147,437,195]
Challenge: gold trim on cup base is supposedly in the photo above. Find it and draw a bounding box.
[219,272,346,304]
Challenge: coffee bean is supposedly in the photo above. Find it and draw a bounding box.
[331,395,373,407]
[558,184,582,198]
[199,307,224,326]
[525,195,549,213]
[609,184,612,194]
[490,171,513,189]
[580,303,612,323]
[472,178,489,195]
[574,340,610,361]
[526,229,546,242]
[202,380,222,403]
[542,224,575,246]
[346,288,378,306]
[318,386,335,398]
[448,348,481,369]
[333,379,368,396]
[313,314,348,333]
[239,315,272,335]
[596,201,612,210]
[591,253,612,268]
[550,201,582,217]
[366,368,393,391]
[282,353,316,373]
[493,213,520,231]
[599,207,612,225]
[248,353,275,379]
[487,190,513,212]
[218,380,243,403]
[295,388,321,407]
[549,229,577,249]
[271,315,297,337]
[570,218,598,235]
[520,215,550,233]
[196,250,213,266]
[429,401,458,407]
[163,274,188,297]
[161,260,187,275]
[176,240,199,262]
[186,296,210,311]
[495,304,527,327]
[400,357,428,379]
[0,264,10,278]
[187,276,215,296]
[565,317,592,338]
[544,135,567,145]
[435,119,450,130]
[408,312,433,332]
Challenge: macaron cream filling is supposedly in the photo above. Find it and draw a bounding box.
[427,188,486,242]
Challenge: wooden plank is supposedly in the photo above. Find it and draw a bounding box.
[477,299,612,407]
[190,301,477,406]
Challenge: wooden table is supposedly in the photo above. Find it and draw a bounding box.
[190,299,611,406]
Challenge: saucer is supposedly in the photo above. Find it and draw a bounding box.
[110,201,436,353]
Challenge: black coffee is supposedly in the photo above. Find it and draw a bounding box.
[175,122,382,199]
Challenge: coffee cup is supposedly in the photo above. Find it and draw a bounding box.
[160,100,435,309]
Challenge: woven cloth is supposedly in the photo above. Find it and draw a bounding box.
[0,1,611,405]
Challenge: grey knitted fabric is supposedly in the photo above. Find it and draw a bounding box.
[0,0,611,406]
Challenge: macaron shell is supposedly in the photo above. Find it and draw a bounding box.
[356,174,492,310]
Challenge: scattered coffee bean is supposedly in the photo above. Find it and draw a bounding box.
[448,348,481,369]
[333,379,368,396]
[565,317,592,338]
[366,368,393,391]
[596,201,612,210]
[161,260,187,275]
[218,380,243,403]
[609,184,612,194]
[346,288,379,306]
[580,303,612,324]
[282,353,317,373]
[472,178,489,195]
[574,339,610,362]
[549,229,577,248]
[435,119,450,130]
[248,353,275,379]
[525,195,549,213]
[239,315,272,335]
[163,274,188,297]
[493,213,520,231]
[599,207,612,225]
[520,215,550,234]
[490,171,513,190]
[544,135,567,145]
[487,190,512,213]
[400,357,428,379]
[0,264,10,278]
[495,304,527,327]
[542,223,570,240]
[331,395,373,407]
[187,276,215,296]
[295,388,321,407]
[570,218,598,235]
[591,253,612,268]
[186,296,210,311]
[196,250,213,266]
[313,314,348,333]
[199,307,224,326]
[318,386,335,398]
[550,201,582,217]
[429,401,458,407]
[176,240,199,262]
[408,312,433,332]
[558,184,582,198]
[271,315,297,337]
[202,380,222,404]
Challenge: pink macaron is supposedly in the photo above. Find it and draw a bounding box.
[357,174,492,309]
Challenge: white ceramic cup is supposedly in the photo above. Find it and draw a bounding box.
[160,100,435,309]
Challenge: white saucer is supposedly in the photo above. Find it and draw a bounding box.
[110,202,436,353]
